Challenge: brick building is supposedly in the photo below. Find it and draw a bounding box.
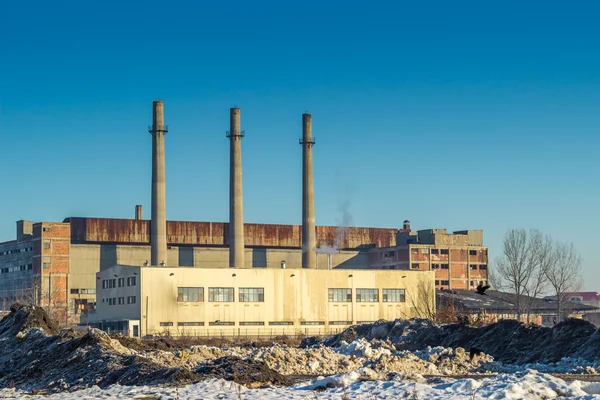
[0,220,74,324]
[369,221,488,290]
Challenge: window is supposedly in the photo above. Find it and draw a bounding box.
[102,280,107,289]
[43,241,51,249]
[441,280,449,285]
[178,322,204,326]
[440,249,449,255]
[127,296,136,304]
[441,264,449,269]
[43,263,50,269]
[159,322,173,327]
[383,289,405,302]
[356,289,379,302]
[410,263,419,269]
[209,321,234,326]
[108,298,116,306]
[435,280,440,285]
[118,278,125,287]
[470,264,477,270]
[328,288,352,302]
[42,227,50,232]
[239,288,264,302]
[70,289,79,294]
[208,287,234,302]
[432,264,440,269]
[431,249,439,254]
[479,265,487,270]
[469,250,477,256]
[269,321,293,326]
[330,321,352,325]
[118,297,125,305]
[300,321,325,325]
[127,277,136,286]
[177,287,204,302]
[239,321,265,326]
[421,248,429,254]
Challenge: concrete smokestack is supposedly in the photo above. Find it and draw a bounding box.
[135,205,143,220]
[149,101,168,266]
[300,113,316,269]
[227,108,245,268]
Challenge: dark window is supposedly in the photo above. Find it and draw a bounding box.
[382,289,405,302]
[480,265,487,270]
[356,289,379,302]
[178,322,204,326]
[159,322,173,327]
[209,321,234,326]
[239,321,265,326]
[178,287,204,302]
[328,288,352,302]
[441,264,449,269]
[127,277,136,286]
[411,263,419,269]
[431,249,439,254]
[432,263,440,269]
[440,249,449,255]
[118,297,125,305]
[300,321,325,325]
[469,250,477,256]
[441,280,449,285]
[127,296,136,304]
[268,321,294,326]
[208,287,234,302]
[435,280,440,285]
[239,288,264,302]
[118,278,125,287]
[470,264,477,270]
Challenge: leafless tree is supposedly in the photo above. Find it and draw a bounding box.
[407,277,436,319]
[545,241,583,321]
[492,229,552,322]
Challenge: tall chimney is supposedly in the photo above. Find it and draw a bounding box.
[135,205,143,220]
[300,113,316,269]
[227,108,245,268]
[149,101,168,266]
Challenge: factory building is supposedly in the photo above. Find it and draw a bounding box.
[92,265,433,337]
[0,101,479,330]
[369,221,489,290]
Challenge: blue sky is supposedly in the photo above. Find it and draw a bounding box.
[1,1,598,288]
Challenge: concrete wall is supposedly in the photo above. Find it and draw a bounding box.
[71,244,368,271]
[93,266,434,336]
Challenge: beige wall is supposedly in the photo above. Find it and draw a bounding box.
[93,266,434,336]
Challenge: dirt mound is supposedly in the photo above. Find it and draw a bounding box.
[0,302,59,336]
[0,303,200,393]
[197,356,291,387]
[323,318,600,365]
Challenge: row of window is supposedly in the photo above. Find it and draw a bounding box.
[0,247,33,256]
[70,288,96,294]
[435,280,450,286]
[159,320,356,327]
[175,287,407,304]
[469,264,488,270]
[328,288,406,303]
[0,264,33,274]
[413,263,487,270]
[102,277,136,289]
[105,296,137,305]
[177,287,265,303]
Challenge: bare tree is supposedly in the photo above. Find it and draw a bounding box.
[545,241,583,321]
[492,229,551,322]
[407,277,436,319]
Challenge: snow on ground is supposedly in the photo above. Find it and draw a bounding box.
[2,370,600,399]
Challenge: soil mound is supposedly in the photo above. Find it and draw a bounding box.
[323,317,600,365]
[0,303,200,393]
[197,356,291,387]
